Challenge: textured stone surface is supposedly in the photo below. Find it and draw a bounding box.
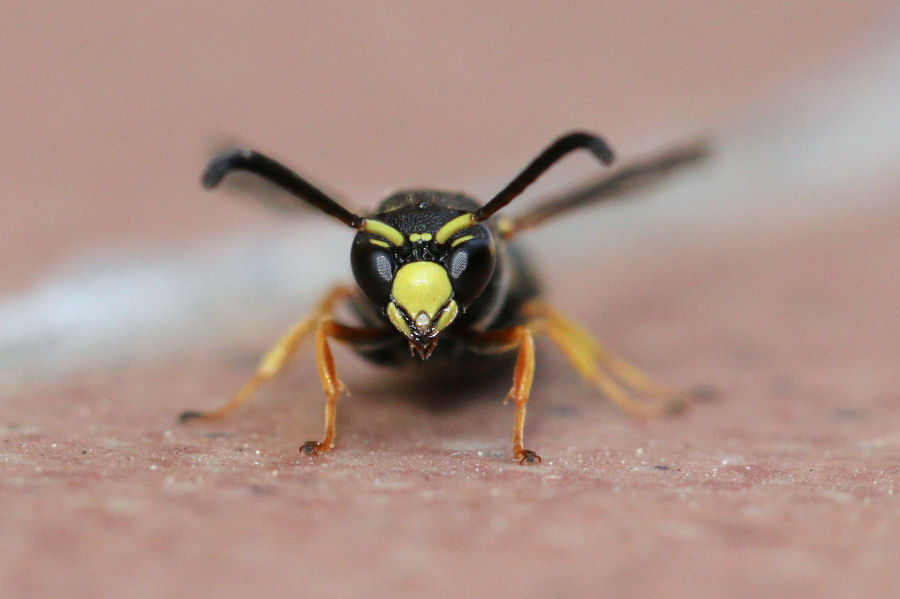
[2,212,897,599]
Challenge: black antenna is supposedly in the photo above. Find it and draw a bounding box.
[474,131,614,223]
[203,148,364,228]
[504,141,710,238]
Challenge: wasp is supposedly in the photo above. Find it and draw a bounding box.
[181,131,706,463]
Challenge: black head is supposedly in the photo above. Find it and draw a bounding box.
[350,191,496,358]
[201,131,614,359]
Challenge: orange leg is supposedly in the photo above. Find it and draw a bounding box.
[180,285,393,455]
[464,325,541,464]
[522,301,685,417]
[300,320,392,455]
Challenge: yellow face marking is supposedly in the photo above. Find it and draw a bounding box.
[387,264,460,341]
[435,213,475,244]
[409,232,434,243]
[434,300,458,334]
[450,234,474,248]
[368,239,390,248]
[391,262,452,320]
[387,302,411,336]
[362,219,405,246]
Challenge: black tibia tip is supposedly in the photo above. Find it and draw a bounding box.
[518,450,542,465]
[299,441,320,456]
[663,398,688,416]
[688,385,720,403]
[663,386,719,416]
[178,410,204,423]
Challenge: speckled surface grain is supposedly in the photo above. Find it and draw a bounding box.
[2,211,898,599]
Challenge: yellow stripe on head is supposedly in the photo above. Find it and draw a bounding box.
[362,219,405,246]
[435,213,475,244]
[450,234,474,248]
[433,299,458,333]
[387,302,411,336]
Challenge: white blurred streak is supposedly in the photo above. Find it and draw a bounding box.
[551,34,900,250]
[0,228,346,391]
[1,34,899,390]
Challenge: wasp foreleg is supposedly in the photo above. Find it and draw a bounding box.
[462,325,541,464]
[179,286,355,424]
[300,319,395,455]
[180,286,395,456]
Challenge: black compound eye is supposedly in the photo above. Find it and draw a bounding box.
[446,236,495,307]
[350,236,396,306]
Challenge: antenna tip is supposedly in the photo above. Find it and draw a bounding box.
[201,148,253,189]
[590,137,615,165]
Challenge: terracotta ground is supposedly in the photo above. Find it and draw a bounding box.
[2,207,897,599]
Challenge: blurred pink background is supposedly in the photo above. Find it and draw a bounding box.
[2,2,895,294]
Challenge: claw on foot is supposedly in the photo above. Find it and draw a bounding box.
[516,449,542,465]
[299,441,322,456]
[300,441,320,456]
[662,397,688,415]
[178,410,204,423]
[688,385,720,403]
[660,385,718,416]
